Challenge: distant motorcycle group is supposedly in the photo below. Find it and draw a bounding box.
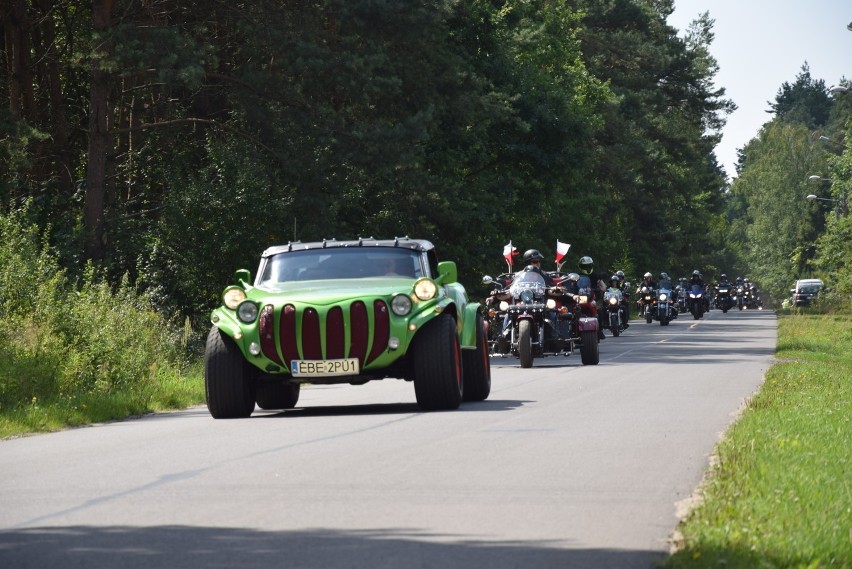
[480,243,763,369]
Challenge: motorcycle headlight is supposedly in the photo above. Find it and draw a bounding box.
[578,295,589,304]
[499,301,509,311]
[237,300,259,323]
[223,287,246,310]
[520,290,534,303]
[391,294,412,316]
[546,299,557,309]
[659,293,667,301]
[413,278,438,300]
[609,297,618,305]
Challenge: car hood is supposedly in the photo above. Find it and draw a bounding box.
[249,278,421,306]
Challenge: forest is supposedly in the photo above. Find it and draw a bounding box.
[2,0,850,325]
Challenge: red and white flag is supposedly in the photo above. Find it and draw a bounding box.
[503,241,517,263]
[555,240,571,263]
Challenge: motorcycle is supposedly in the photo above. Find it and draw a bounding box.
[676,282,689,313]
[653,285,675,326]
[736,285,746,310]
[603,286,626,337]
[688,283,705,320]
[482,271,599,367]
[715,283,734,313]
[638,285,656,323]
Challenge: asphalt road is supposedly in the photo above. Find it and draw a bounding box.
[0,308,777,569]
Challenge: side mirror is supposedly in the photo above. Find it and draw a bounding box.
[235,269,252,286]
[437,261,457,284]
[482,275,494,285]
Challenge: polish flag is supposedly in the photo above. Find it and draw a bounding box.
[503,241,518,271]
[503,241,517,263]
[555,241,571,263]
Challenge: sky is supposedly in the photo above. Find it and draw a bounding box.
[667,0,851,181]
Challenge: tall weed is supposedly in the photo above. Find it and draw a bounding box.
[0,203,200,434]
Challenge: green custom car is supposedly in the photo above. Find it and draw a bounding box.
[204,238,491,418]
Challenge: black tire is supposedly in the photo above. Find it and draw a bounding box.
[580,330,599,365]
[609,314,620,337]
[256,380,301,410]
[204,326,257,419]
[462,315,491,402]
[646,311,653,324]
[413,314,463,410]
[693,310,700,320]
[518,319,534,368]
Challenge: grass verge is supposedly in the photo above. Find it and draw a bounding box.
[0,362,205,439]
[666,313,851,569]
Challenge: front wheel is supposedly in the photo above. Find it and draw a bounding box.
[413,314,463,410]
[462,315,491,401]
[518,319,534,368]
[204,326,257,419]
[610,313,620,337]
[580,330,599,365]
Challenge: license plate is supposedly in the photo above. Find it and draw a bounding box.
[291,358,360,377]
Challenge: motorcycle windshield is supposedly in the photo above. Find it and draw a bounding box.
[690,284,703,295]
[604,287,622,301]
[509,270,546,300]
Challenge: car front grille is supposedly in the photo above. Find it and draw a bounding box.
[260,300,390,369]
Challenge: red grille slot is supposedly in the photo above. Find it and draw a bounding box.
[349,301,368,365]
[366,300,389,365]
[280,304,299,365]
[259,305,283,365]
[302,308,322,360]
[326,306,345,359]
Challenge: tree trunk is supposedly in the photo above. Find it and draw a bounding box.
[84,0,114,262]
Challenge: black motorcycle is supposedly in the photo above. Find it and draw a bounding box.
[715,283,734,313]
[688,283,705,320]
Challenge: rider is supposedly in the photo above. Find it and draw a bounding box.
[577,256,606,340]
[689,269,705,289]
[521,249,555,286]
[638,272,657,291]
[616,270,631,324]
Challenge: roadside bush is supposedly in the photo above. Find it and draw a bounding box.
[0,203,195,427]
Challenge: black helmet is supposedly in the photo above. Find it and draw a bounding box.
[523,249,544,264]
[578,256,594,274]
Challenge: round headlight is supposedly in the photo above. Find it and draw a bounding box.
[237,300,259,323]
[499,301,509,311]
[391,294,412,316]
[520,290,533,303]
[546,299,557,309]
[609,297,618,305]
[414,278,438,301]
[223,287,246,310]
[659,293,667,301]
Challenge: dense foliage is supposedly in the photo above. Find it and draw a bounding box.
[2,0,731,323]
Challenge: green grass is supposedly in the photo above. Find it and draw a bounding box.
[667,313,852,569]
[0,362,205,439]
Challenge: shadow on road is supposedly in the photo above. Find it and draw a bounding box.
[0,525,665,569]
[255,398,529,418]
